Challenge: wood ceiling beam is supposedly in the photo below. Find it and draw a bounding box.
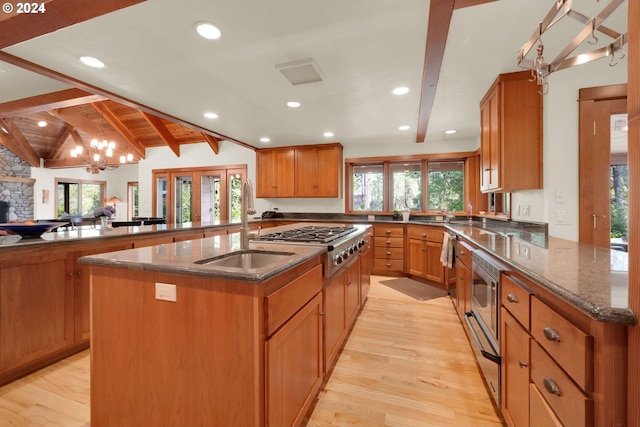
[202,134,219,154]
[0,118,41,167]
[92,102,146,160]
[0,0,145,49]
[416,0,497,142]
[0,88,105,117]
[43,157,88,169]
[140,112,180,157]
[49,125,75,159]
[0,51,254,151]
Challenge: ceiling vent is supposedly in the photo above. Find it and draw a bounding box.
[276,57,324,85]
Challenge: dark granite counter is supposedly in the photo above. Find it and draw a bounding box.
[78,234,325,282]
[447,224,636,326]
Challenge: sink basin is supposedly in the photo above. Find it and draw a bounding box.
[195,249,295,269]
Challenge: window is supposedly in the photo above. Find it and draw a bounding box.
[128,182,139,220]
[427,161,464,212]
[56,179,105,217]
[352,164,384,211]
[347,157,467,214]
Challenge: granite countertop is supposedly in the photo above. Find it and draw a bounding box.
[447,224,636,326]
[78,234,325,282]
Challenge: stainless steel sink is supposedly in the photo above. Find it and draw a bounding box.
[195,249,295,269]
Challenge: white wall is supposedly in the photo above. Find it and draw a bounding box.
[510,58,627,240]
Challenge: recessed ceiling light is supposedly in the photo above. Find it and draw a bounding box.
[445,129,457,134]
[204,112,218,119]
[195,22,222,40]
[79,56,105,68]
[392,87,409,95]
[323,131,334,137]
[399,125,410,131]
[260,137,271,143]
[287,101,301,108]
[37,121,47,127]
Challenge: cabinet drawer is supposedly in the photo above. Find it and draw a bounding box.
[529,383,563,427]
[456,240,474,268]
[373,259,404,272]
[407,226,443,242]
[501,274,531,330]
[374,225,404,238]
[374,246,404,260]
[373,236,403,247]
[531,297,593,391]
[266,264,323,336]
[531,342,593,427]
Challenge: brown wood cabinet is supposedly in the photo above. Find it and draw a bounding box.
[295,144,342,197]
[406,225,454,289]
[497,270,627,427]
[256,148,295,198]
[256,143,342,198]
[479,71,542,193]
[372,224,404,274]
[455,239,474,319]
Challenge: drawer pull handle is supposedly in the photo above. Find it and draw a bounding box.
[386,251,392,255]
[346,281,351,286]
[386,240,392,244]
[543,326,561,342]
[543,377,562,396]
[422,233,427,237]
[385,230,392,234]
[459,250,466,255]
[507,293,518,303]
[518,360,528,368]
[386,263,391,267]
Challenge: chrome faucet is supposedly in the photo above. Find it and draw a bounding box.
[241,178,256,249]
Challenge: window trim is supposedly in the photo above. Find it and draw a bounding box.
[55,177,106,218]
[345,152,475,215]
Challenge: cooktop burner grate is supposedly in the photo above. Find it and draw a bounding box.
[258,225,357,244]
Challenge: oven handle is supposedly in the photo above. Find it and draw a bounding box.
[464,311,501,364]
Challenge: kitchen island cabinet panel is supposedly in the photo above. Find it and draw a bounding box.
[323,269,346,370]
[0,248,72,373]
[266,292,323,427]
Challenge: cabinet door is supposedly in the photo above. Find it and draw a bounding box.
[407,238,427,277]
[425,241,445,283]
[345,258,361,326]
[323,270,346,369]
[295,146,341,197]
[0,248,72,372]
[256,149,295,197]
[455,262,471,319]
[266,292,323,427]
[480,94,493,191]
[501,308,531,427]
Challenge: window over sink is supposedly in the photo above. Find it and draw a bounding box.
[346,155,467,215]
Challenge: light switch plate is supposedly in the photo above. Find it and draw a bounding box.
[155,282,177,302]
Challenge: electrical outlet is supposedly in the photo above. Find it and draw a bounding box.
[522,205,530,217]
[155,282,177,302]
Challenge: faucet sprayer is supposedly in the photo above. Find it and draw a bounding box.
[241,179,256,249]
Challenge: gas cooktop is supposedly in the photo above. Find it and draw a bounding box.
[257,225,357,244]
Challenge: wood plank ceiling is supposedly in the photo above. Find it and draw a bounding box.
[0,0,496,168]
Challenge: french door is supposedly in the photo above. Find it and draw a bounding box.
[153,166,246,225]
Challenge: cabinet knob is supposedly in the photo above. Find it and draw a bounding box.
[386,251,392,255]
[543,377,562,396]
[459,250,466,255]
[543,326,561,342]
[506,293,518,303]
[421,248,427,252]
[421,233,426,237]
[346,281,351,286]
[386,240,391,244]
[386,263,391,267]
[68,272,74,277]
[385,230,392,234]
[518,360,528,369]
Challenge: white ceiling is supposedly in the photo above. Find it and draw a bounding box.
[0,0,629,151]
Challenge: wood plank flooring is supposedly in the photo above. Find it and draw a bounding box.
[0,275,503,427]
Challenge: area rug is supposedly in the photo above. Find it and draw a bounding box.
[379,278,448,301]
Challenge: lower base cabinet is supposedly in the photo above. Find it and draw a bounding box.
[501,308,531,427]
[266,293,323,427]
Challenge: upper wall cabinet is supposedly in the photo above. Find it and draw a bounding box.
[256,143,343,198]
[480,71,543,193]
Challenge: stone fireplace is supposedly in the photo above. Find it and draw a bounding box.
[0,145,35,221]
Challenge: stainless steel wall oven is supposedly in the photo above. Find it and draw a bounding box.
[465,250,505,406]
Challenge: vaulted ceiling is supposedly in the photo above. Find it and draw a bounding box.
[0,0,629,170]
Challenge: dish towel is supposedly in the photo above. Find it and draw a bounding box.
[440,232,454,269]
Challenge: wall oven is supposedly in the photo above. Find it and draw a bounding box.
[465,250,505,406]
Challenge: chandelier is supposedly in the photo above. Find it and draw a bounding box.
[69,102,134,174]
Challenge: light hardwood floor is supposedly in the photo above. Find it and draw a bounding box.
[0,276,503,427]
